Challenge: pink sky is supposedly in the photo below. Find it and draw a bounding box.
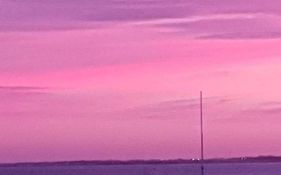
[1,0,281,163]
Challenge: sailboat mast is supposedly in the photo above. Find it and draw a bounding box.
[200,91,204,161]
[200,91,204,175]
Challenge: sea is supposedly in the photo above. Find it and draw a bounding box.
[0,163,280,175]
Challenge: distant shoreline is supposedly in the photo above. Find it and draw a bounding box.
[1,156,281,167]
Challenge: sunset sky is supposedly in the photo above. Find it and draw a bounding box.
[1,0,281,163]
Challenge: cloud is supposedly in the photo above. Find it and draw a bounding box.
[243,101,281,116]
[147,13,281,39]
[0,86,50,99]
[1,0,281,39]
[214,100,281,124]
[117,96,225,120]
[0,86,52,118]
[0,86,48,91]
[0,86,50,103]
[261,101,281,107]
[0,0,190,31]
[0,86,50,100]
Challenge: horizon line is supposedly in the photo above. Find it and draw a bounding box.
[1,155,281,166]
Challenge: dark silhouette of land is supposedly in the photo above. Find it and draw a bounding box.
[1,156,281,167]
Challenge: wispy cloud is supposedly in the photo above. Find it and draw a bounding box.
[214,100,281,124]
[243,101,281,116]
[117,96,227,120]
[0,86,48,91]
[1,0,281,39]
[146,13,281,39]
[131,13,260,25]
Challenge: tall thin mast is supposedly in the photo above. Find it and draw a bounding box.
[200,91,204,175]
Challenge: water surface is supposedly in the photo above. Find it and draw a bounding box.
[0,163,280,175]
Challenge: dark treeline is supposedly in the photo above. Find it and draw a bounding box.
[1,156,281,167]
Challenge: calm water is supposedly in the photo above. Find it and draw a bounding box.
[0,163,280,175]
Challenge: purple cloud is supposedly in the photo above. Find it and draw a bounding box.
[147,13,281,39]
[243,101,281,116]
[116,96,225,120]
[213,100,281,124]
[1,0,281,39]
[0,86,48,91]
